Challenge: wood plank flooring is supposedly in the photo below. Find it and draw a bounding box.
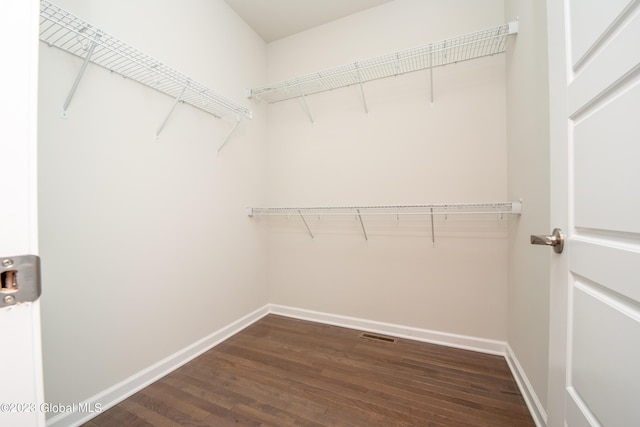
[84,315,535,426]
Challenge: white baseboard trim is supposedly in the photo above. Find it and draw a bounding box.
[268,304,507,356]
[47,304,270,427]
[504,343,547,427]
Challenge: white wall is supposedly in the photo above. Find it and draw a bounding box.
[38,0,268,410]
[505,0,551,417]
[264,0,510,340]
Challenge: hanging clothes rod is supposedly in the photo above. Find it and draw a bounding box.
[39,0,251,135]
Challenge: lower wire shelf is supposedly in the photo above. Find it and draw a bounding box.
[247,201,522,244]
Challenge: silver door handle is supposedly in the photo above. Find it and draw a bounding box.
[530,228,564,254]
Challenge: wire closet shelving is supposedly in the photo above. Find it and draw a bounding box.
[248,201,523,244]
[39,0,252,147]
[248,21,518,119]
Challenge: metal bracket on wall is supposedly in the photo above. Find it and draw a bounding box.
[298,210,314,239]
[355,66,369,114]
[430,207,435,247]
[428,55,435,106]
[61,32,100,118]
[217,117,242,154]
[356,209,368,242]
[155,85,187,141]
[300,90,314,123]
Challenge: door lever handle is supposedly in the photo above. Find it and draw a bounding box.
[530,228,564,254]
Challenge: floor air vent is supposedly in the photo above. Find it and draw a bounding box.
[359,332,397,343]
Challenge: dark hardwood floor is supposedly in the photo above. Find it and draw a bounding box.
[84,315,535,426]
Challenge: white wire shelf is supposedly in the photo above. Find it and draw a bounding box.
[248,22,518,106]
[248,202,522,217]
[248,201,522,243]
[39,0,252,136]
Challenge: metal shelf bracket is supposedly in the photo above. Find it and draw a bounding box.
[300,90,314,123]
[217,118,242,154]
[430,207,435,247]
[428,52,435,106]
[62,32,100,118]
[356,209,368,242]
[355,66,369,114]
[155,84,187,141]
[298,210,314,239]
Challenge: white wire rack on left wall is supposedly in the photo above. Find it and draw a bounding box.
[39,0,252,147]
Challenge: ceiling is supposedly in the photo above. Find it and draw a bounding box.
[224,0,394,43]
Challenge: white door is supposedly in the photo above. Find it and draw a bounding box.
[546,0,640,426]
[0,0,46,426]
